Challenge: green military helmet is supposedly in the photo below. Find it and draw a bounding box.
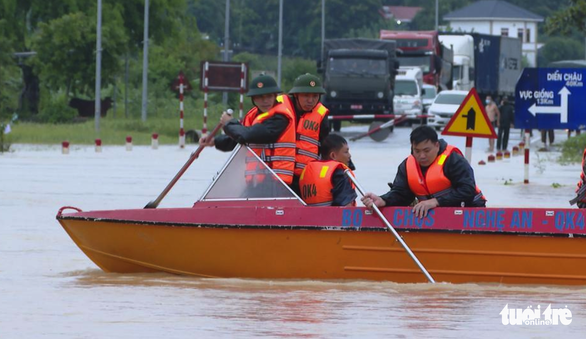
[289,73,326,94]
[246,74,281,97]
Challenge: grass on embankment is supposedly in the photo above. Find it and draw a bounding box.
[6,113,223,146]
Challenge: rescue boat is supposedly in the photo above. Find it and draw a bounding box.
[57,145,586,285]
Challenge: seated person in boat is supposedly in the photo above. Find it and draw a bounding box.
[362,125,486,217]
[299,134,357,206]
[200,74,296,185]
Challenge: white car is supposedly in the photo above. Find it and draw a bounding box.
[421,84,437,113]
[427,90,468,130]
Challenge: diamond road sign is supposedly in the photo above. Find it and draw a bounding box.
[515,68,586,130]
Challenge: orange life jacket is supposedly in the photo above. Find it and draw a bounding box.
[299,160,355,206]
[294,102,329,176]
[406,145,485,203]
[243,95,296,185]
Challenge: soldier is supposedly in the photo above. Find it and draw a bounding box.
[287,73,332,194]
[200,74,296,185]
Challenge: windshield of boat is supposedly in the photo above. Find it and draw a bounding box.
[201,145,302,202]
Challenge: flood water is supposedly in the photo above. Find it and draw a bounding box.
[2,128,585,338]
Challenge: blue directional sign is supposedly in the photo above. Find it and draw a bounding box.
[515,68,586,129]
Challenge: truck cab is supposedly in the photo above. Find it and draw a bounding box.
[321,39,398,131]
[439,34,474,91]
[393,67,424,122]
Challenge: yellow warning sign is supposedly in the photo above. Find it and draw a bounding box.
[442,88,497,138]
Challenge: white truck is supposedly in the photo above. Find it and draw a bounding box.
[438,34,474,91]
[393,66,423,122]
[439,33,522,99]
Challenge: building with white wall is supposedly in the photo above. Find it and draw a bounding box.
[444,0,543,67]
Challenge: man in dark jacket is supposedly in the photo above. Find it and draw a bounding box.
[362,126,486,218]
[201,74,292,152]
[200,74,296,185]
[497,97,515,151]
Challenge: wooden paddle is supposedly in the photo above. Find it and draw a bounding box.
[144,122,224,209]
[345,170,436,283]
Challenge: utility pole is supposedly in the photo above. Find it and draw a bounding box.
[435,0,439,31]
[141,0,150,122]
[277,0,283,86]
[95,0,102,134]
[321,0,325,61]
[223,0,230,106]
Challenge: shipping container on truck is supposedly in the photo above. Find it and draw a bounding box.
[439,33,522,100]
[380,30,453,91]
[319,38,399,131]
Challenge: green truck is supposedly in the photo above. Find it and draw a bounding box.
[319,38,399,131]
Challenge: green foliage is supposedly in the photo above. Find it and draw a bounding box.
[194,0,384,59]
[30,8,128,96]
[540,37,585,65]
[37,90,78,123]
[281,58,318,92]
[546,0,586,36]
[560,133,586,164]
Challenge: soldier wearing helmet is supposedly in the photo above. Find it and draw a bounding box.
[287,73,332,194]
[200,74,296,185]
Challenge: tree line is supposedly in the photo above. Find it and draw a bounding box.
[0,0,583,123]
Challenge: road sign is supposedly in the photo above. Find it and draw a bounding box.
[171,71,192,92]
[200,61,249,92]
[515,68,586,129]
[442,88,497,138]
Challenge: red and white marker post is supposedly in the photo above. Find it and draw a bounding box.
[464,137,473,163]
[95,139,102,153]
[202,61,209,136]
[62,141,70,155]
[151,133,159,149]
[239,63,245,120]
[179,73,186,148]
[126,136,133,151]
[524,129,531,184]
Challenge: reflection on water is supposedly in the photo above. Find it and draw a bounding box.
[53,269,586,338]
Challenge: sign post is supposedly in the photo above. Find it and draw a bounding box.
[441,88,497,163]
[172,71,193,148]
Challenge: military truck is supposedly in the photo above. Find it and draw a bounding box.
[319,38,399,131]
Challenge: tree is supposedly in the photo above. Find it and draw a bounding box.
[540,37,584,65]
[31,9,128,97]
[546,0,586,36]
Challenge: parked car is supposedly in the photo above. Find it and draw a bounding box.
[427,90,468,131]
[421,84,437,113]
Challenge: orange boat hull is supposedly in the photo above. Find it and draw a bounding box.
[59,217,586,285]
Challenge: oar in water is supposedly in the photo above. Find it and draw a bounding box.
[344,170,436,283]
[144,122,224,209]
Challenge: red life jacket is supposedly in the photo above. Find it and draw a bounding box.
[294,102,329,176]
[406,145,485,203]
[243,95,296,185]
[299,160,355,206]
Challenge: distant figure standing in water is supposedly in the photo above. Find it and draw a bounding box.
[485,96,500,152]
